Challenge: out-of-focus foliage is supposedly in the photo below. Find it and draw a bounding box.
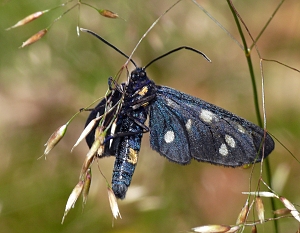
[0,0,300,232]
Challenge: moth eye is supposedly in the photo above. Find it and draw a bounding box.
[140,71,145,77]
[131,71,141,81]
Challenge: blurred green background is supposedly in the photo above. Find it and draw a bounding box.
[1,0,300,232]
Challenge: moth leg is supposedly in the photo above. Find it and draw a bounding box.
[104,115,149,144]
[106,123,149,139]
[131,94,156,110]
[126,113,149,132]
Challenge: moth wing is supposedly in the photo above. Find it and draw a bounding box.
[149,86,274,166]
[85,89,123,156]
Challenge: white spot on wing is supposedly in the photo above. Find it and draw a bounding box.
[219,143,228,156]
[200,109,215,123]
[225,134,236,148]
[164,130,175,143]
[185,119,192,131]
[166,98,180,109]
[237,124,246,133]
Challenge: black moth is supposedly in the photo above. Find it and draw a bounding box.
[83,29,275,199]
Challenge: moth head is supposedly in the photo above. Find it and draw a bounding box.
[130,67,146,82]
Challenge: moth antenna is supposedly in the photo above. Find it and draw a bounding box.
[144,46,211,69]
[80,28,137,68]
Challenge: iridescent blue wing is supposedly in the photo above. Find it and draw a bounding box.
[149,86,274,166]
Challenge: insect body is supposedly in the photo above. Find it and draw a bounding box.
[110,69,157,199]
[83,29,275,200]
[86,67,274,199]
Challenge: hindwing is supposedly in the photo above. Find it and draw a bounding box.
[85,88,123,156]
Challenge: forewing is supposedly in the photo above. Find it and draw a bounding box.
[149,86,274,167]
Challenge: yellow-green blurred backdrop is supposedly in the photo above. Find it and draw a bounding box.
[1,0,300,232]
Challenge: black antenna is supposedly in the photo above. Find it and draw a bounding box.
[80,28,137,68]
[144,46,211,69]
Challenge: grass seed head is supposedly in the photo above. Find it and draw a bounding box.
[273,208,291,216]
[20,29,48,48]
[43,123,67,157]
[251,225,257,233]
[79,139,100,179]
[279,196,297,211]
[61,181,84,224]
[192,224,231,232]
[107,187,121,219]
[236,199,249,224]
[98,9,119,19]
[255,196,265,224]
[71,116,101,152]
[280,196,300,221]
[82,169,92,207]
[6,11,45,30]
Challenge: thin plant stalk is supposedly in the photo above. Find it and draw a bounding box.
[250,0,285,50]
[226,1,278,232]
